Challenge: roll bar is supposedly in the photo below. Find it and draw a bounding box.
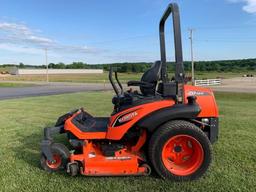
[159,3,184,84]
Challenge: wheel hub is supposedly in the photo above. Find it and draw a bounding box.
[174,145,182,153]
[46,154,62,169]
[162,134,204,176]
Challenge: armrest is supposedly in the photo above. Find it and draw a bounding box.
[127,81,154,88]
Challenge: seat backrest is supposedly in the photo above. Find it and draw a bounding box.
[140,61,161,96]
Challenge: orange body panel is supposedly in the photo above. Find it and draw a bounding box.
[184,85,219,117]
[106,99,175,140]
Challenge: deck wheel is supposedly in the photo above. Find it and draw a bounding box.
[141,164,152,176]
[46,154,62,169]
[68,163,79,176]
[40,143,70,173]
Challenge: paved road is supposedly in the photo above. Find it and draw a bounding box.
[0,83,113,100]
[0,77,255,100]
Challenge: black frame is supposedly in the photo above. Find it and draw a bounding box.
[159,3,185,101]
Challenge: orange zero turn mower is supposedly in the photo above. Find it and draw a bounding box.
[40,3,219,181]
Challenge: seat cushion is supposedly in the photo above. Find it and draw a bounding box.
[140,61,161,95]
[71,111,109,132]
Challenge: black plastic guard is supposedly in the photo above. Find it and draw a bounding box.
[41,125,65,162]
[55,109,79,126]
[209,117,219,143]
[137,103,201,132]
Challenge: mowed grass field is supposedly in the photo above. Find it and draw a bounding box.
[0,91,255,192]
[0,82,36,87]
[0,73,141,83]
[0,71,255,83]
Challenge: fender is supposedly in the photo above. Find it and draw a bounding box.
[136,103,201,132]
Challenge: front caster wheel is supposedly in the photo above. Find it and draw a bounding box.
[141,164,151,176]
[67,163,79,176]
[40,143,70,173]
[148,120,212,181]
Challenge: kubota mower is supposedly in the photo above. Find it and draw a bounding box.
[40,3,219,181]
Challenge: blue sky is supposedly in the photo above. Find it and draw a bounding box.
[0,0,256,65]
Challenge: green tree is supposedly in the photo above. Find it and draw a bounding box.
[19,62,25,68]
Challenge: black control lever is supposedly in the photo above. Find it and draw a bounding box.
[109,67,119,96]
[115,71,123,94]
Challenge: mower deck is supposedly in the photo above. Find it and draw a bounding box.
[70,142,148,176]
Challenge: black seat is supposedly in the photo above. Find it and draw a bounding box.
[127,61,161,96]
[71,110,109,132]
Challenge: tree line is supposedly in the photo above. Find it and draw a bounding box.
[1,58,256,73]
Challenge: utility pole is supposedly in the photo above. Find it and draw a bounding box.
[188,28,195,85]
[45,48,49,83]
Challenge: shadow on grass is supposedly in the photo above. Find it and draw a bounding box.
[12,132,42,169]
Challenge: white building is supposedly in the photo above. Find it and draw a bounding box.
[10,68,103,75]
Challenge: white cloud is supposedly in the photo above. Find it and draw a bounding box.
[52,44,102,54]
[228,0,256,14]
[0,21,101,54]
[0,43,43,54]
[243,0,256,13]
[25,35,54,45]
[0,22,32,35]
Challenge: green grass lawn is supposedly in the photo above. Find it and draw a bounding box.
[0,71,255,83]
[0,82,36,87]
[0,73,141,83]
[194,71,256,79]
[0,91,255,192]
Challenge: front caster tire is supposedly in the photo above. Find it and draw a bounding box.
[141,164,151,176]
[40,143,70,173]
[68,163,79,176]
[148,120,212,181]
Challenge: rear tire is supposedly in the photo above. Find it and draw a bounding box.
[40,143,70,173]
[148,120,212,181]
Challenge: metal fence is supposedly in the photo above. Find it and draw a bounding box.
[195,79,221,86]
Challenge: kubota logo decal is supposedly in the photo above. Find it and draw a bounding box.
[112,109,141,127]
[118,111,138,123]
